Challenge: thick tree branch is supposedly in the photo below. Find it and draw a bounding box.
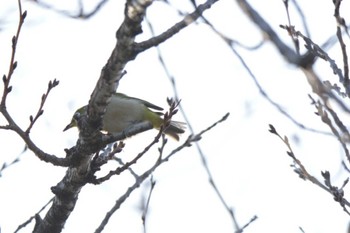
[86,0,153,134]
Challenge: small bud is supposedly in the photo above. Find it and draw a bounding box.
[268,124,277,134]
[22,11,27,20]
[12,61,17,70]
[166,97,173,106]
[53,79,59,86]
[321,170,330,180]
[48,79,59,89]
[12,36,16,47]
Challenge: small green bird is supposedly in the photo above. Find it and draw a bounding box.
[64,93,185,140]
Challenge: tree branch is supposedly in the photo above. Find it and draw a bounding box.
[134,0,219,52]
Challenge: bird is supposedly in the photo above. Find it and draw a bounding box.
[64,93,185,140]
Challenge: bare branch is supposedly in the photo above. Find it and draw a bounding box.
[14,198,53,233]
[141,176,156,233]
[91,127,163,184]
[333,0,350,93]
[0,1,69,167]
[282,0,300,54]
[0,146,24,177]
[135,0,219,52]
[147,7,257,228]
[86,0,219,138]
[3,118,70,166]
[95,113,229,232]
[307,95,350,165]
[269,124,350,214]
[32,0,222,230]
[269,124,329,190]
[290,0,311,38]
[237,0,309,66]
[28,0,109,19]
[0,1,26,106]
[26,79,59,134]
[182,3,329,136]
[235,215,258,233]
[94,158,161,233]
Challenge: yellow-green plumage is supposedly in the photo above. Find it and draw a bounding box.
[64,93,185,140]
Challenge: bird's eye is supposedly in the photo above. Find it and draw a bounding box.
[73,112,81,121]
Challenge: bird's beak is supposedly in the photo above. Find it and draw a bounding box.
[63,122,74,132]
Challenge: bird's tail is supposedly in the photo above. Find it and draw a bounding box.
[163,121,186,141]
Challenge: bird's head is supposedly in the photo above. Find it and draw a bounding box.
[63,106,87,131]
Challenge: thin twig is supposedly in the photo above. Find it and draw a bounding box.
[290,0,311,38]
[95,113,229,232]
[14,198,54,233]
[282,0,300,54]
[0,1,69,167]
[269,124,350,214]
[147,3,259,229]
[1,0,26,106]
[333,0,350,93]
[194,1,330,136]
[29,0,109,19]
[0,145,26,177]
[91,128,163,184]
[311,98,350,163]
[26,79,59,134]
[142,177,156,233]
[134,0,219,53]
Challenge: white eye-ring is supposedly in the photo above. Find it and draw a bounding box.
[73,112,81,121]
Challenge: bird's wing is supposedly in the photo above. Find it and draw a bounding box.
[115,93,164,111]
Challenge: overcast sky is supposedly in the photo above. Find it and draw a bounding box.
[1,0,350,232]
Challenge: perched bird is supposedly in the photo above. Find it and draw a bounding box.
[64,93,185,140]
